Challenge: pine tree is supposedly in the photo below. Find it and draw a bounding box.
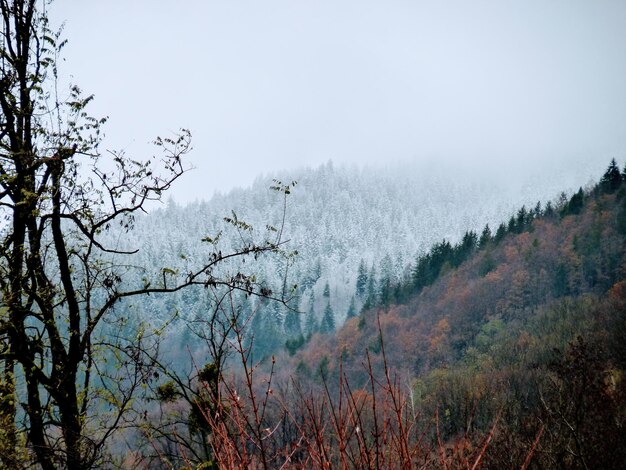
[283,288,302,337]
[313,258,322,280]
[346,296,357,319]
[478,224,492,249]
[323,281,331,297]
[455,231,477,265]
[379,276,392,306]
[379,254,395,284]
[516,206,528,233]
[283,309,302,338]
[303,257,322,289]
[378,254,395,305]
[251,305,283,359]
[562,188,584,216]
[362,266,378,311]
[320,301,336,333]
[356,259,368,298]
[494,223,507,243]
[304,295,318,338]
[478,250,496,276]
[507,215,517,233]
[600,158,622,193]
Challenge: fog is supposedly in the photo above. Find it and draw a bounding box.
[52,1,626,203]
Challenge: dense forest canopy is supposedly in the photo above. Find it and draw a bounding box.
[132,160,626,468]
[99,159,600,362]
[271,160,626,468]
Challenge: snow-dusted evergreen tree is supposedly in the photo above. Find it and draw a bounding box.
[250,302,283,359]
[362,265,378,312]
[302,257,322,289]
[304,293,318,338]
[320,301,336,334]
[356,259,368,298]
[346,296,357,319]
[283,306,302,338]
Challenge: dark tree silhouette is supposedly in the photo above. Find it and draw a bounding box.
[320,300,336,333]
[600,158,623,193]
[0,2,289,467]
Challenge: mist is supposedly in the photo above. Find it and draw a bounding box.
[51,0,626,202]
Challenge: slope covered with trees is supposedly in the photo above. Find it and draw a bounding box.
[280,160,626,468]
[138,161,626,468]
[101,159,600,360]
[1,1,623,468]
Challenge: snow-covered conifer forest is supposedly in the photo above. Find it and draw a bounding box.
[102,159,599,361]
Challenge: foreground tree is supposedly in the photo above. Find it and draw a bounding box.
[0,1,288,468]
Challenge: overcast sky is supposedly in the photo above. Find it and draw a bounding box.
[51,1,626,203]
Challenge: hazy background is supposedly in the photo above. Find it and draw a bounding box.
[51,0,626,203]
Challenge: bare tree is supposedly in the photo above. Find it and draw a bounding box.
[0,1,289,468]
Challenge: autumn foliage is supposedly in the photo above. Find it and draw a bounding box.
[142,164,626,468]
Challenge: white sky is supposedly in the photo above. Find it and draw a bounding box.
[51,0,626,204]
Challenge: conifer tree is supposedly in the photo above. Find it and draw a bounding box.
[378,254,395,305]
[562,188,584,216]
[283,288,302,337]
[600,158,622,193]
[303,257,322,289]
[362,266,378,311]
[320,301,336,333]
[478,224,492,249]
[356,259,368,298]
[516,206,528,233]
[304,295,318,337]
[251,304,283,358]
[379,254,395,283]
[283,309,302,338]
[456,231,478,264]
[323,281,331,297]
[507,215,517,233]
[494,223,507,243]
[346,296,357,319]
[379,276,392,306]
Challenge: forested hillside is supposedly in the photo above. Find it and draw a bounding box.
[101,159,599,360]
[273,160,626,468]
[139,161,626,468]
[2,1,624,467]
